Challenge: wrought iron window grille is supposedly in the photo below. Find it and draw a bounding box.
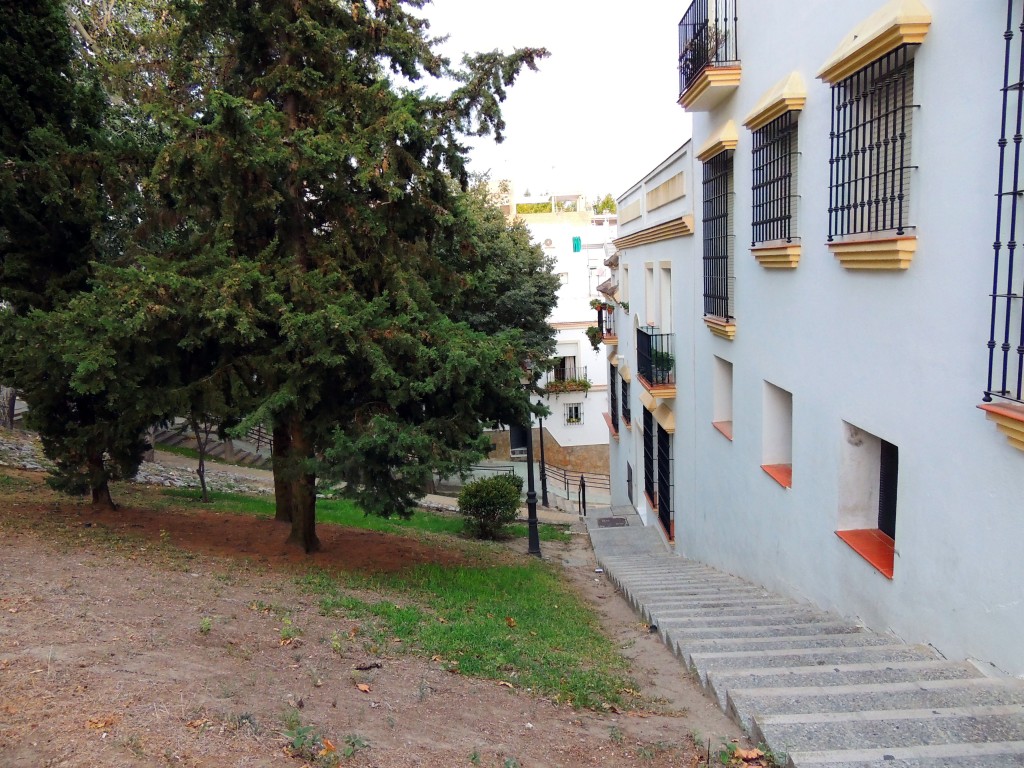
[563,402,583,426]
[752,111,799,246]
[609,363,620,433]
[621,377,631,426]
[827,44,918,241]
[643,409,656,506]
[985,1,1024,405]
[657,424,673,539]
[702,150,735,319]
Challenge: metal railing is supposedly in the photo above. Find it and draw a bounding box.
[637,327,676,387]
[602,308,616,339]
[678,0,740,98]
[543,464,610,496]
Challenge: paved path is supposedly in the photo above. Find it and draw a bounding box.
[585,506,1024,767]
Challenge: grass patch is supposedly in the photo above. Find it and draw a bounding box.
[161,488,570,542]
[299,564,634,709]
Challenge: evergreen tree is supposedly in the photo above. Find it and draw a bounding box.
[142,0,552,550]
[0,0,154,507]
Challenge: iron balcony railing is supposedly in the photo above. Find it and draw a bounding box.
[678,0,740,98]
[637,327,676,388]
[602,308,616,339]
[545,366,590,394]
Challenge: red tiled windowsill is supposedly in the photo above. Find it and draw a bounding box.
[602,412,619,439]
[761,463,792,488]
[712,420,733,440]
[836,529,895,579]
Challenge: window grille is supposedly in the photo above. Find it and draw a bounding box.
[827,45,917,240]
[564,402,583,426]
[643,409,656,505]
[878,440,899,540]
[702,151,734,319]
[621,377,631,426]
[751,111,799,245]
[609,363,619,433]
[985,1,1024,405]
[657,424,673,539]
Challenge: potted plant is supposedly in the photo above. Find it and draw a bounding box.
[585,325,603,351]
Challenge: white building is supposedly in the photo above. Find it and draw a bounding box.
[605,0,1024,678]
[490,188,617,475]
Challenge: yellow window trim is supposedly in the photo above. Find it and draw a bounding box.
[978,402,1024,452]
[743,72,807,132]
[678,66,742,112]
[697,120,739,163]
[619,363,632,383]
[752,242,801,269]
[817,0,931,85]
[612,215,695,250]
[829,235,916,270]
[646,173,686,213]
[620,199,642,224]
[704,316,736,340]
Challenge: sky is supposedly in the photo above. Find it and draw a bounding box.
[421,0,693,202]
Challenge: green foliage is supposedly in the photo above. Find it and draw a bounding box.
[545,378,591,394]
[586,326,603,351]
[458,475,524,540]
[299,564,636,709]
[515,202,553,214]
[593,194,617,214]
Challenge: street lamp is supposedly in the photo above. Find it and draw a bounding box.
[521,364,542,558]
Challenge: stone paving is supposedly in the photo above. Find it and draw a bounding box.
[585,505,1024,768]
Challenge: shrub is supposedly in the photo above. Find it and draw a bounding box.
[458,474,523,540]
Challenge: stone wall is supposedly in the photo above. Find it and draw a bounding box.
[486,427,609,475]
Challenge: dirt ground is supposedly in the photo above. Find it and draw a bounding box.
[0,468,745,768]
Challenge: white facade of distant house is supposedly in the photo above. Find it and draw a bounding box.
[604,0,1024,678]
[517,206,617,467]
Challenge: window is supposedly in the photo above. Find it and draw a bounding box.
[827,45,917,240]
[564,403,583,426]
[609,363,619,434]
[702,151,735,319]
[713,356,733,440]
[751,111,798,245]
[557,272,569,286]
[761,381,793,488]
[837,423,899,579]
[621,377,631,427]
[643,408,656,507]
[985,2,1024,409]
[657,423,673,540]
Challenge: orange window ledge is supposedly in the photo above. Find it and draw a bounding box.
[761,463,792,488]
[836,529,895,580]
[712,420,733,440]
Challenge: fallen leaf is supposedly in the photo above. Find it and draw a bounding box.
[347,627,358,639]
[430,655,443,662]
[322,738,336,753]
[505,617,517,628]
[88,716,119,729]
[279,638,293,647]
[185,718,211,729]
[356,684,371,693]
[736,748,764,761]
[498,681,514,689]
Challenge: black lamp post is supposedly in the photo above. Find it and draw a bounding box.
[521,364,542,558]
[538,415,549,508]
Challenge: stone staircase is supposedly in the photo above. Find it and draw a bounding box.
[585,507,1024,767]
[152,423,272,470]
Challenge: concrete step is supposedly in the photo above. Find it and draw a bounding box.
[680,634,901,673]
[691,644,939,687]
[727,677,1024,732]
[752,705,1024,758]
[706,660,987,710]
[647,605,818,624]
[787,740,1024,767]
[669,621,861,640]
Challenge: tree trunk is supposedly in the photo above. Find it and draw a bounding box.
[272,423,292,521]
[88,453,116,510]
[285,416,319,553]
[0,387,15,430]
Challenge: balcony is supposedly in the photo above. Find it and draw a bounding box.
[637,327,676,398]
[678,0,741,112]
[600,307,618,345]
[544,366,591,395]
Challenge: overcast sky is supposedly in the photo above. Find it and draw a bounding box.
[422,0,693,201]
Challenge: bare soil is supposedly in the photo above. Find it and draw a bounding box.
[0,468,744,768]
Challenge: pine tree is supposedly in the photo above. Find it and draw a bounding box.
[141,0,552,551]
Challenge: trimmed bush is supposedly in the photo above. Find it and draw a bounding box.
[458,474,524,540]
